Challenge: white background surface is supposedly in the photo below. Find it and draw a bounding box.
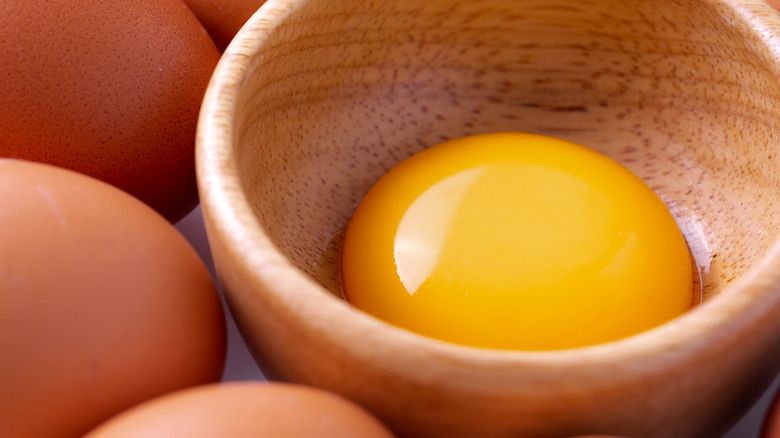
[175,205,780,438]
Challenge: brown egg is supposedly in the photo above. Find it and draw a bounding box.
[85,382,397,438]
[0,0,220,222]
[763,386,780,438]
[0,159,227,438]
[182,0,267,51]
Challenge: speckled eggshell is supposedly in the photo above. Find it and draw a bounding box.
[0,159,227,438]
[85,382,397,438]
[181,0,267,51]
[0,0,220,222]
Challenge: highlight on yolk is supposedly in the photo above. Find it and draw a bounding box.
[341,132,694,351]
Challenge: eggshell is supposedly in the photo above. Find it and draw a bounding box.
[763,387,780,438]
[181,0,267,51]
[0,0,220,222]
[85,382,397,438]
[0,159,227,438]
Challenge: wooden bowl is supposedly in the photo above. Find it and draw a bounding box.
[196,0,780,436]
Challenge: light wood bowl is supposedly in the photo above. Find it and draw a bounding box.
[196,0,780,436]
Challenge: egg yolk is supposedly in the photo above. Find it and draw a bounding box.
[341,132,693,350]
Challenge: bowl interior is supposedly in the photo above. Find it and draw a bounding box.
[231,0,780,305]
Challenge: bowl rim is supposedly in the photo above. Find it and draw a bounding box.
[195,0,780,379]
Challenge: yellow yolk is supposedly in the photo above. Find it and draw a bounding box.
[341,132,693,350]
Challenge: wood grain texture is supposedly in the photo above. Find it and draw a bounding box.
[196,0,780,437]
